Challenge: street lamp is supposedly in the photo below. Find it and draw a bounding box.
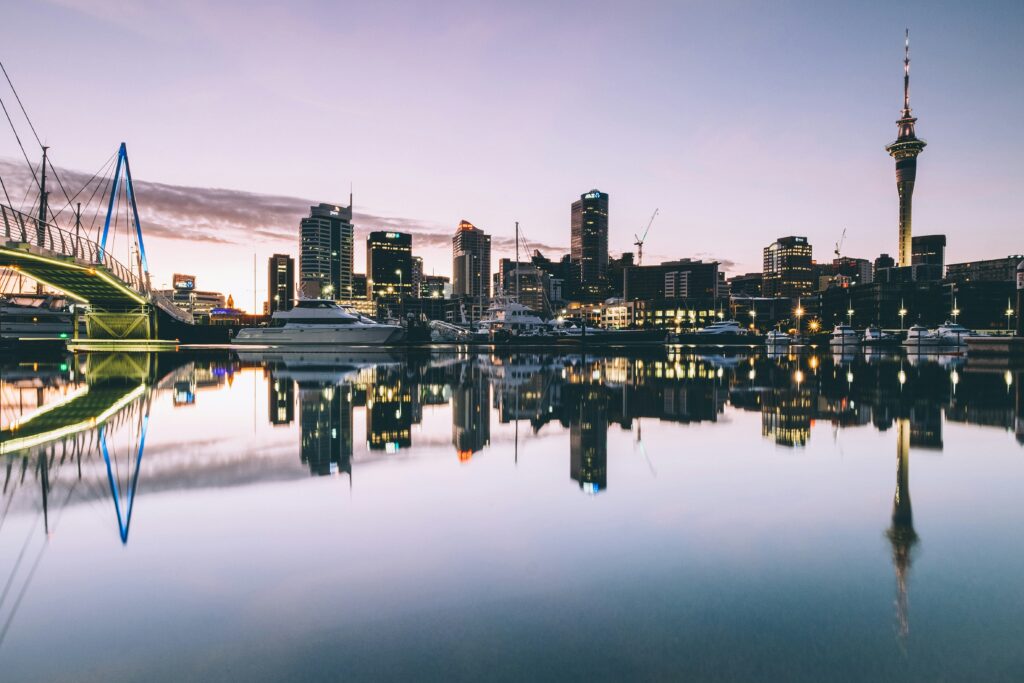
[1007,302,1015,331]
[951,297,960,323]
[749,308,757,331]
[847,308,854,326]
[794,303,804,335]
[395,269,404,319]
[898,305,907,331]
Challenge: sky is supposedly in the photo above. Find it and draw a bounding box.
[1,0,1023,310]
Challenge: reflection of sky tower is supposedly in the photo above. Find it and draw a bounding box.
[885,30,927,267]
[886,419,918,640]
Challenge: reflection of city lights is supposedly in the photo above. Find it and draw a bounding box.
[846,371,854,383]
[898,369,906,385]
[1005,370,1013,388]
[794,370,804,384]
[950,370,959,385]
[748,369,756,380]
[809,356,819,369]
[716,367,723,379]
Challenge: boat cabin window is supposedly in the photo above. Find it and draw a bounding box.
[294,300,340,309]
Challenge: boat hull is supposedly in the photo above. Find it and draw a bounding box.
[232,325,404,346]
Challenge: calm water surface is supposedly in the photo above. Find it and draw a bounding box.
[1,348,1023,682]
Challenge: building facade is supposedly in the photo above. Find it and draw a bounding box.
[267,253,294,313]
[299,201,354,299]
[452,220,491,321]
[570,189,609,299]
[366,231,413,300]
[624,259,719,302]
[946,256,1024,283]
[911,234,946,281]
[762,236,813,298]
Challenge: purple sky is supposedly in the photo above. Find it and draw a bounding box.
[2,0,1023,310]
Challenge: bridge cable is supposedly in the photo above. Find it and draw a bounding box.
[49,152,116,225]
[0,59,74,214]
[0,93,47,214]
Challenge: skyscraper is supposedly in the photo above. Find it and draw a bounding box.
[885,31,927,267]
[366,231,412,300]
[570,189,609,298]
[762,236,813,298]
[267,253,294,313]
[299,199,354,299]
[452,220,491,321]
[411,256,423,297]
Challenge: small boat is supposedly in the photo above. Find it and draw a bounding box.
[935,321,980,346]
[233,299,404,346]
[902,324,943,351]
[829,324,860,348]
[696,320,749,336]
[764,329,792,348]
[862,326,897,346]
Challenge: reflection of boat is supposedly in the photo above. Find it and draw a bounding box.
[902,324,943,351]
[235,348,400,381]
[862,326,897,346]
[829,324,860,348]
[935,321,980,347]
[0,296,74,341]
[764,329,791,349]
[232,300,404,346]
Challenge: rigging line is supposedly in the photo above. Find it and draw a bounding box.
[15,160,36,214]
[0,513,40,613]
[0,171,14,211]
[0,527,49,651]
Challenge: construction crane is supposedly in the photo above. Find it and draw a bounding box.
[634,208,659,266]
[834,227,847,259]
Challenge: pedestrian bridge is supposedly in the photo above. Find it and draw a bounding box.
[0,201,191,339]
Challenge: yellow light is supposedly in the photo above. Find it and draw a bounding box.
[794,370,804,384]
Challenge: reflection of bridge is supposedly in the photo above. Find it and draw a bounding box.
[0,144,192,340]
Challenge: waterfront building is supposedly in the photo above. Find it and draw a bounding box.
[946,255,1024,283]
[727,272,763,297]
[366,231,413,300]
[885,31,927,267]
[452,220,491,322]
[911,234,946,281]
[350,273,367,298]
[421,274,450,299]
[570,189,609,299]
[411,256,423,297]
[299,200,354,299]
[762,236,813,298]
[874,253,896,279]
[155,274,225,322]
[267,253,294,313]
[624,259,719,301]
[494,258,550,314]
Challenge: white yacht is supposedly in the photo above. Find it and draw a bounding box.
[476,297,549,338]
[696,320,748,336]
[764,329,792,348]
[935,321,979,346]
[232,300,404,346]
[829,324,860,348]
[0,296,75,341]
[862,326,896,345]
[902,324,943,351]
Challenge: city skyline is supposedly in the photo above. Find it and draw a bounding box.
[2,2,1023,310]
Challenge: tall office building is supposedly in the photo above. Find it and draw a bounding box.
[452,220,491,321]
[366,231,412,300]
[267,253,294,313]
[299,199,354,299]
[762,236,813,298]
[411,256,424,297]
[885,31,927,267]
[570,189,609,298]
[911,234,946,281]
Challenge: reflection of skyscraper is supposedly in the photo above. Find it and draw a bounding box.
[268,374,294,425]
[761,388,812,447]
[452,364,490,461]
[298,381,353,476]
[367,369,412,451]
[886,419,918,639]
[570,387,608,493]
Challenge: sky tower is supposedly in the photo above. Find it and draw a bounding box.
[886,30,927,267]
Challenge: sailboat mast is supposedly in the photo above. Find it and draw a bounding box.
[514,221,519,302]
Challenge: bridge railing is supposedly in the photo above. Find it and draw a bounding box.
[1,203,145,293]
